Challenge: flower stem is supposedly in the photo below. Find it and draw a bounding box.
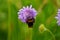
[25,27,32,40]
[46,29,55,40]
[28,28,32,40]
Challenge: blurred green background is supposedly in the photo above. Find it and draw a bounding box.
[0,0,60,40]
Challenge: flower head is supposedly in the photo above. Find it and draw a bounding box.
[39,24,47,33]
[55,9,60,25]
[18,5,37,27]
[18,5,37,22]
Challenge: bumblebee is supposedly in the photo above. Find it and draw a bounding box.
[26,18,35,28]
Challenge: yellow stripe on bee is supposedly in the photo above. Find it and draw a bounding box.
[28,20,33,22]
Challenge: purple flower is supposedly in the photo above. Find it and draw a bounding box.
[55,9,60,25]
[18,5,37,23]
